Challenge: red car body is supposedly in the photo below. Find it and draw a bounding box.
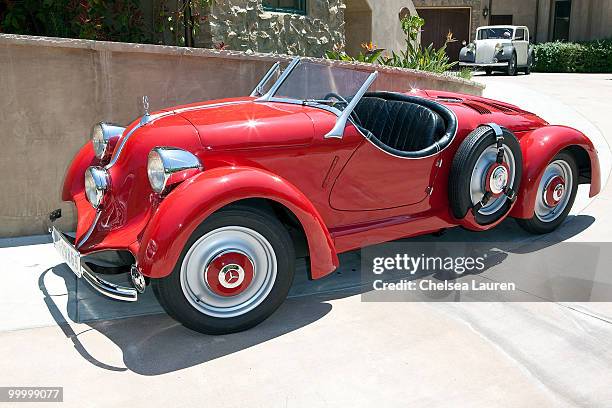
[62,89,601,283]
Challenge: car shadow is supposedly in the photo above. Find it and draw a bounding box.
[38,215,595,376]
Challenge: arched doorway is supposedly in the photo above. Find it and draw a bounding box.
[344,0,373,57]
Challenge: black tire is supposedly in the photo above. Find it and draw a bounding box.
[524,55,532,75]
[485,68,493,76]
[449,125,523,225]
[516,152,578,234]
[152,206,295,335]
[507,53,518,76]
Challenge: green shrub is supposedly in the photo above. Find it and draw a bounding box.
[534,39,612,73]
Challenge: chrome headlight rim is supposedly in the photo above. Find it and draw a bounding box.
[91,122,125,160]
[147,147,202,194]
[495,43,504,54]
[84,166,109,209]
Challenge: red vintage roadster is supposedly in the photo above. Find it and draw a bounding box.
[51,58,600,334]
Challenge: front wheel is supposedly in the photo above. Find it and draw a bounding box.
[516,152,578,234]
[507,53,518,76]
[153,207,295,334]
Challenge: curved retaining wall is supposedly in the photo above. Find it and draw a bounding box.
[0,34,484,237]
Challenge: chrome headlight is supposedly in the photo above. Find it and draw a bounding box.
[84,166,109,208]
[147,147,202,194]
[91,122,126,160]
[467,42,475,51]
[495,43,504,54]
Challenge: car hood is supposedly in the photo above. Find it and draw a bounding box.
[173,98,315,150]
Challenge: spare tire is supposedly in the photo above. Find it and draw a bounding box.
[449,124,523,226]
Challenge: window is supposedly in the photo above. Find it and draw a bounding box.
[490,15,513,25]
[263,0,307,14]
[514,28,526,41]
[553,0,571,41]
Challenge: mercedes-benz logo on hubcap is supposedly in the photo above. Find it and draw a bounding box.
[218,264,245,289]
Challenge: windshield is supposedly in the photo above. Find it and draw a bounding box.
[271,61,372,111]
[477,27,514,40]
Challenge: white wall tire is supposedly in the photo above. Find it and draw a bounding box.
[516,152,578,234]
[152,206,295,334]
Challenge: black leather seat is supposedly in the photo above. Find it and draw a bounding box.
[354,96,446,154]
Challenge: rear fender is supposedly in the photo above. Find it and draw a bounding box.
[138,166,339,279]
[511,126,601,219]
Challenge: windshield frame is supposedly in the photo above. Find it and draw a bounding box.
[477,27,515,40]
[254,58,377,118]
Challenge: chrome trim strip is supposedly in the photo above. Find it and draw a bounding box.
[250,62,281,97]
[76,210,101,249]
[256,57,301,102]
[325,71,379,139]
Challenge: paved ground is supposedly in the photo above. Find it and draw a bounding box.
[1,73,612,407]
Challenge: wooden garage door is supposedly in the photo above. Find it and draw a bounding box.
[417,8,471,62]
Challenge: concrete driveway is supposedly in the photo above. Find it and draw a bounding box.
[1,73,612,408]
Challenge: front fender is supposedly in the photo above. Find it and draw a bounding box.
[138,166,339,280]
[510,126,601,218]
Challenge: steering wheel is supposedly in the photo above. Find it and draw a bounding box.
[323,92,348,106]
[323,92,363,128]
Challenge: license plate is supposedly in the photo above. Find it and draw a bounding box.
[52,227,82,278]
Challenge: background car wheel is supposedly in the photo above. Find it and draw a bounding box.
[152,206,295,335]
[507,53,517,76]
[524,55,532,75]
[485,68,493,76]
[516,152,578,234]
[449,125,523,226]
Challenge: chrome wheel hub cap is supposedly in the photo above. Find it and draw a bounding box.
[470,145,516,216]
[488,165,509,195]
[543,175,566,207]
[535,160,573,222]
[180,226,277,318]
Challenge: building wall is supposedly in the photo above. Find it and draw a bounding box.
[0,33,483,238]
[490,0,537,38]
[207,0,345,57]
[345,0,418,56]
[567,0,612,42]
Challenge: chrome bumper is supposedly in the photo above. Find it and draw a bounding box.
[459,62,508,67]
[51,227,139,302]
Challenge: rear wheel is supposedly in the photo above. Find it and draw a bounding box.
[153,207,295,334]
[524,54,532,75]
[516,152,578,234]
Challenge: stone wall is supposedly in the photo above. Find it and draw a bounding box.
[0,34,483,237]
[207,0,345,57]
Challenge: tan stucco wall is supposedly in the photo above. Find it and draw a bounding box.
[207,0,345,57]
[567,0,612,42]
[0,34,483,237]
[345,0,417,56]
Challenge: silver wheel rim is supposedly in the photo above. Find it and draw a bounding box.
[535,160,573,223]
[180,226,277,318]
[470,145,516,216]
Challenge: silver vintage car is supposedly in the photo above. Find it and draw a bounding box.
[459,25,533,76]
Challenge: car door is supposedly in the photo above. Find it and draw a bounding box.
[513,28,529,66]
[329,128,441,211]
